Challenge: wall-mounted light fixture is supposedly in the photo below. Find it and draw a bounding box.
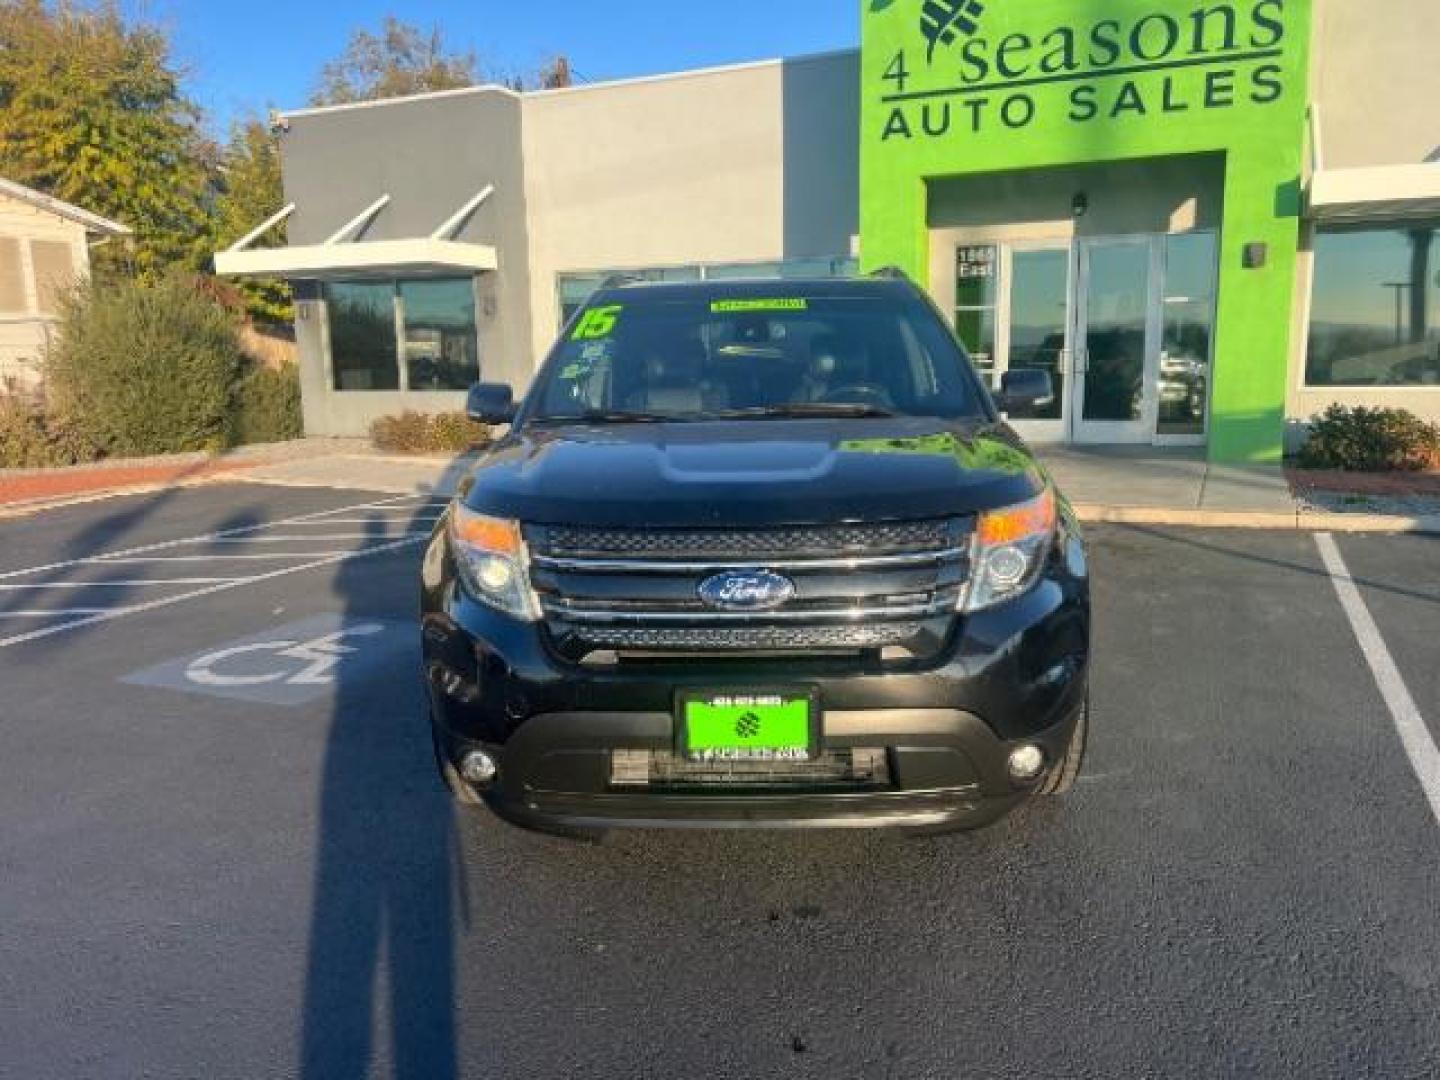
[1072,192,1089,219]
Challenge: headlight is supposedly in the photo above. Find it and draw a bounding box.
[447,504,538,620]
[963,487,1057,613]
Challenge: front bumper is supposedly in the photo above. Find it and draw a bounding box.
[433,704,1081,832]
[423,559,1090,833]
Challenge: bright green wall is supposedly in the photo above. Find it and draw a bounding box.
[860,0,1313,462]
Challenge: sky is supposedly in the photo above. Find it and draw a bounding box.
[123,0,859,135]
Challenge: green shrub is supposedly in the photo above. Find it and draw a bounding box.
[46,274,245,456]
[0,394,102,468]
[370,411,490,455]
[231,365,302,446]
[1300,404,1440,472]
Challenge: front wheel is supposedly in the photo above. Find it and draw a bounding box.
[1038,700,1087,796]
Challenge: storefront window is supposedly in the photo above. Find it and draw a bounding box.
[328,282,399,391]
[1306,226,1440,387]
[328,277,479,391]
[954,245,997,386]
[399,279,479,390]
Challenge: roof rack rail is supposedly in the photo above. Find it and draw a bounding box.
[868,265,911,281]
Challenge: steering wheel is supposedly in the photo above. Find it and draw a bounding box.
[819,384,894,408]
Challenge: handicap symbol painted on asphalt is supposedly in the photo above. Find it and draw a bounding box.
[124,615,411,707]
[185,625,384,688]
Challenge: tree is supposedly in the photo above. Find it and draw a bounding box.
[213,116,293,324]
[0,0,215,279]
[313,17,478,105]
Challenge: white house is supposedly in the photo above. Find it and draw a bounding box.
[0,177,129,393]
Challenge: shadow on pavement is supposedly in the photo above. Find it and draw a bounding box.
[300,505,464,1079]
[1116,523,1440,606]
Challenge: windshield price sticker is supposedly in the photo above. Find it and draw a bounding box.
[572,304,623,341]
[711,299,810,314]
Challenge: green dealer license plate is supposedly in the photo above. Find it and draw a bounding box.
[678,691,818,762]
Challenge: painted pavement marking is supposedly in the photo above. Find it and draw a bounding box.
[0,535,427,651]
[124,615,409,706]
[1315,533,1440,828]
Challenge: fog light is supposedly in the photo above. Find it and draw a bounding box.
[1007,744,1046,782]
[459,749,498,785]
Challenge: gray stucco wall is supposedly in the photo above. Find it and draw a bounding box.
[781,51,861,262]
[1311,0,1440,168]
[279,89,535,436]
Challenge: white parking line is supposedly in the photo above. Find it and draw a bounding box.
[285,517,443,526]
[0,493,431,584]
[0,535,427,650]
[85,553,361,563]
[0,609,115,618]
[1316,533,1440,827]
[203,533,427,543]
[0,579,240,590]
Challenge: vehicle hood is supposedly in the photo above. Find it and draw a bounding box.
[460,418,1047,527]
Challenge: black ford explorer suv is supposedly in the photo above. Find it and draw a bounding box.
[421,275,1090,835]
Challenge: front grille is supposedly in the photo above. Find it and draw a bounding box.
[526,517,971,658]
[533,520,957,560]
[611,748,891,790]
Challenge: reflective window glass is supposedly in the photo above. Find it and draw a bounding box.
[328,282,399,391]
[400,278,479,391]
[1306,226,1440,386]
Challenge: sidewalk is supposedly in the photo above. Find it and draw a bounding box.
[231,450,480,497]
[1038,445,1440,533]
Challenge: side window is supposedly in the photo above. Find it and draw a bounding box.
[0,237,26,313]
[30,240,76,316]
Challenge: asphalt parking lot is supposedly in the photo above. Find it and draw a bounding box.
[1,483,1438,1079]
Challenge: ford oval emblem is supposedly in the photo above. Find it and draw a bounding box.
[698,570,797,612]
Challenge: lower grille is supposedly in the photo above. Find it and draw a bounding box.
[611,748,891,790]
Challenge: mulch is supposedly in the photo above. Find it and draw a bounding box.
[0,458,258,507]
[1285,467,1440,499]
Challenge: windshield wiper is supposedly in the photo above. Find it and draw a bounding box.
[708,403,899,420]
[530,409,690,425]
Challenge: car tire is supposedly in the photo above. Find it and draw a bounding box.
[1038,699,1087,796]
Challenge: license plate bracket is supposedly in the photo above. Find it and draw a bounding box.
[677,689,820,762]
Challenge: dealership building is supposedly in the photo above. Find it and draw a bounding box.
[217,0,1440,461]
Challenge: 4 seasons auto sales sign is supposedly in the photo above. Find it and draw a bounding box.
[869,0,1296,143]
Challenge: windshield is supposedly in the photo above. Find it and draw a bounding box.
[528,291,989,423]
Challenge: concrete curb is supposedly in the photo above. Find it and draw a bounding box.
[1074,504,1440,535]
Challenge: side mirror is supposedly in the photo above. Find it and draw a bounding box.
[998,369,1055,418]
[466,382,516,425]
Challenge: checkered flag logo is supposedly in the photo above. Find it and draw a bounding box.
[735,712,762,739]
[921,0,987,63]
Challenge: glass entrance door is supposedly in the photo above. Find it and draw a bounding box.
[1071,238,1158,444]
[1004,243,1071,442]
[935,230,1216,445]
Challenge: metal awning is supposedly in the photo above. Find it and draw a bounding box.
[1309,164,1440,224]
[213,187,497,279]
